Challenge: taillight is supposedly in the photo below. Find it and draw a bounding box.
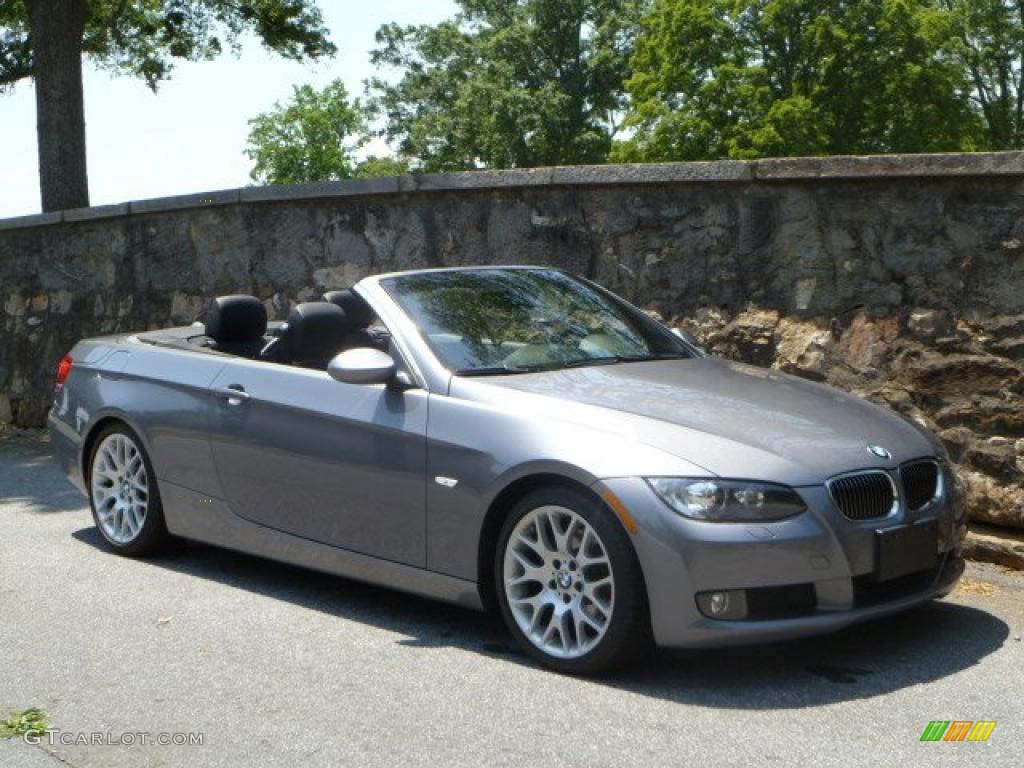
[55,355,73,388]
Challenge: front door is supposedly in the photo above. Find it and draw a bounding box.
[205,358,428,567]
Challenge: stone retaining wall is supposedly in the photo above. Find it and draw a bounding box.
[1,152,1021,529]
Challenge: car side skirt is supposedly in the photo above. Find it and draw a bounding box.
[159,480,484,612]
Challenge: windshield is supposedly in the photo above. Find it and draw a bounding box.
[381,269,693,374]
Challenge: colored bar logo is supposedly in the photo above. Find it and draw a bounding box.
[920,721,996,742]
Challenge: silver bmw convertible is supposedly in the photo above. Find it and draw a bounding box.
[48,266,966,673]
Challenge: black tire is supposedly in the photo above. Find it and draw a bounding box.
[494,486,650,675]
[86,422,172,556]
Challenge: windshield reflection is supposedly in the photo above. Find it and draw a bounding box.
[381,269,692,374]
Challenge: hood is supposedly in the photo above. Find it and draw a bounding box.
[462,357,937,485]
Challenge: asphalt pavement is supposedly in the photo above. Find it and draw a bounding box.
[1,436,1021,767]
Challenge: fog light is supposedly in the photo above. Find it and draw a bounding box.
[696,589,748,620]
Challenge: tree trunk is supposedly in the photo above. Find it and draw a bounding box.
[27,0,90,212]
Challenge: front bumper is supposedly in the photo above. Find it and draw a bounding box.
[594,475,967,649]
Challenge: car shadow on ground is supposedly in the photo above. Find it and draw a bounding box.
[71,526,1011,709]
[0,445,83,513]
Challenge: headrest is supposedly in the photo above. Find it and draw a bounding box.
[205,295,267,342]
[285,302,351,364]
[322,289,376,328]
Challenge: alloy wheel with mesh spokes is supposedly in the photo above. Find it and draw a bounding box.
[499,505,610,663]
[92,432,150,544]
[495,487,649,673]
[503,505,615,659]
[87,424,170,555]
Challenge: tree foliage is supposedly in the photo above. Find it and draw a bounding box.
[7,0,1024,210]
[1,0,335,91]
[367,0,647,171]
[615,0,986,161]
[245,81,414,184]
[246,80,367,184]
[0,0,334,210]
[353,155,411,178]
[940,0,1024,149]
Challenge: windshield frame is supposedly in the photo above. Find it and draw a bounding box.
[378,267,695,376]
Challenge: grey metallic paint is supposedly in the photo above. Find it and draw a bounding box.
[207,359,428,565]
[48,268,966,648]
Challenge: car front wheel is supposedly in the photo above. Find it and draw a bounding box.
[495,486,649,674]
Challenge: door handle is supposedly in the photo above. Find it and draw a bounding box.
[213,385,250,405]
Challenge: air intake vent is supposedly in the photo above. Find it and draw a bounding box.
[828,471,896,520]
[900,460,940,511]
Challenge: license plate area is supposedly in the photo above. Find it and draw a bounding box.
[874,519,937,581]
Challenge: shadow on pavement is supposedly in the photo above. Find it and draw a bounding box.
[609,600,1008,708]
[0,444,83,513]
[72,525,1011,709]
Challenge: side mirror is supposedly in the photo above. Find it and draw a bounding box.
[327,348,397,386]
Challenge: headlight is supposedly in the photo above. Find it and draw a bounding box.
[646,477,806,522]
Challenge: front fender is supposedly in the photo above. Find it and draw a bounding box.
[424,389,707,580]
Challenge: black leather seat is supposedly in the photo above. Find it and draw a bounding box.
[271,302,352,369]
[204,295,267,358]
[323,289,375,324]
[323,289,387,350]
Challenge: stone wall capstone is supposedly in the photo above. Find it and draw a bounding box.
[1,152,1021,529]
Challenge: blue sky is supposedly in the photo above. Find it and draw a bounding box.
[0,1,457,218]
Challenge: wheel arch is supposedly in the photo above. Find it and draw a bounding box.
[80,412,148,486]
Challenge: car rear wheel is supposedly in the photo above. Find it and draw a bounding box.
[495,486,649,674]
[88,424,170,556]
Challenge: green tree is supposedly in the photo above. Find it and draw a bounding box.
[367,0,647,171]
[246,80,369,185]
[617,0,984,161]
[0,1,334,212]
[354,155,411,178]
[940,0,1024,148]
